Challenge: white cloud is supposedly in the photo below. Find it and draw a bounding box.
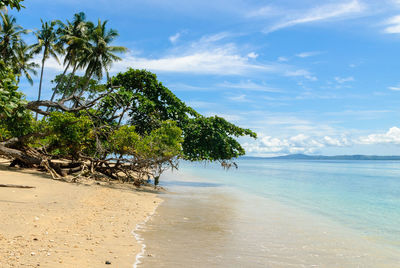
[335,76,355,83]
[243,133,351,156]
[296,51,322,58]
[243,126,400,156]
[389,86,400,91]
[113,34,314,79]
[285,69,318,81]
[217,80,281,92]
[247,52,259,59]
[169,32,181,43]
[115,51,272,75]
[265,0,365,33]
[277,56,289,62]
[246,5,278,18]
[228,94,248,102]
[383,15,400,34]
[35,32,314,80]
[358,127,400,145]
[32,55,64,73]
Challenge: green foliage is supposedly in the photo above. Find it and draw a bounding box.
[139,121,183,159]
[105,69,198,134]
[79,19,127,82]
[0,7,256,183]
[109,121,183,160]
[51,73,106,100]
[182,116,256,161]
[0,13,28,63]
[0,0,24,10]
[31,20,62,63]
[109,125,140,155]
[106,69,256,162]
[0,63,33,140]
[44,112,94,157]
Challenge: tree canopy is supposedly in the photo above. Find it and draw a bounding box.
[0,9,257,186]
[0,0,24,10]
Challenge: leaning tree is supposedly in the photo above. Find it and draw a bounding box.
[0,68,256,186]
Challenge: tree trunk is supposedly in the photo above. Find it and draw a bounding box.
[47,61,71,112]
[36,56,46,121]
[59,62,79,104]
[73,70,93,108]
[0,144,42,166]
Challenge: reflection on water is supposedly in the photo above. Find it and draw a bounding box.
[138,160,400,267]
[160,181,224,188]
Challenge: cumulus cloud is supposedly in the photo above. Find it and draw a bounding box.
[358,127,400,145]
[243,133,351,156]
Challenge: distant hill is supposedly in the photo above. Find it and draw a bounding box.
[246,154,400,160]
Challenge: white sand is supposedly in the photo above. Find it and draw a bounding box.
[0,159,161,267]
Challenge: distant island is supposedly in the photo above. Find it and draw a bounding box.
[245,154,400,160]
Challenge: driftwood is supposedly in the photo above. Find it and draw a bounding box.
[0,88,174,185]
[0,184,35,189]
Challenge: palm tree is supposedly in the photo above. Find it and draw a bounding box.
[0,12,28,62]
[13,42,38,85]
[31,19,62,119]
[79,19,126,91]
[49,12,91,103]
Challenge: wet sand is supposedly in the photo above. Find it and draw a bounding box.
[0,159,161,268]
[138,174,400,268]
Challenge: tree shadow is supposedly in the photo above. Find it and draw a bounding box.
[0,160,163,194]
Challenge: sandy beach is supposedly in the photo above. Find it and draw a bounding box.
[0,159,161,268]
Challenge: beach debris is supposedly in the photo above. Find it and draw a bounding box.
[0,184,35,189]
[105,260,111,265]
[30,252,35,256]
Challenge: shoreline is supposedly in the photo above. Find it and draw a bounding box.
[0,159,162,268]
[132,200,162,268]
[138,166,400,268]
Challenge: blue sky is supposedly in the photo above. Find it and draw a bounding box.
[9,0,400,156]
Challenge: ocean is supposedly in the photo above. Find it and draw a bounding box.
[137,159,400,267]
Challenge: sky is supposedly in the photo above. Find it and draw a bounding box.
[8,0,400,156]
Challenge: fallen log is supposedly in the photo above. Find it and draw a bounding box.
[0,184,35,189]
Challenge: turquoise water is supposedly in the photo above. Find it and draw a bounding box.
[139,159,400,267]
[176,159,400,248]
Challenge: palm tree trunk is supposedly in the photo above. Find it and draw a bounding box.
[63,63,78,97]
[35,57,45,121]
[57,62,79,110]
[48,61,70,104]
[73,70,93,108]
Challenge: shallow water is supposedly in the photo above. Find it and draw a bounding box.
[138,159,400,267]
